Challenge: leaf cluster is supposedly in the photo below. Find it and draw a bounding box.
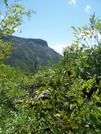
[0,0,35,62]
[1,11,101,134]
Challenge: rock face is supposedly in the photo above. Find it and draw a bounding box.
[3,35,48,47]
[37,90,52,100]
[4,35,62,72]
[28,39,48,47]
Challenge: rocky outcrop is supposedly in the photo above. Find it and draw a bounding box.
[37,90,52,100]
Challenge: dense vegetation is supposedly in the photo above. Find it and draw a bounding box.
[0,1,101,133]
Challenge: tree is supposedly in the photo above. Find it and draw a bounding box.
[63,13,101,99]
[71,13,101,46]
[1,10,101,133]
[0,0,35,62]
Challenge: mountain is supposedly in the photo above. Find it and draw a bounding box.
[4,35,62,72]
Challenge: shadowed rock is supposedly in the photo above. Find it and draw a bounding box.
[37,90,52,100]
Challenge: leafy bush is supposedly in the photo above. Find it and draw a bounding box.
[1,3,101,133]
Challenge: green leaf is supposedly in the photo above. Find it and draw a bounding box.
[3,0,8,7]
[90,114,97,123]
[77,98,84,105]
[0,11,2,15]
[71,26,78,33]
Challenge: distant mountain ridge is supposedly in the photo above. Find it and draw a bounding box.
[4,35,62,72]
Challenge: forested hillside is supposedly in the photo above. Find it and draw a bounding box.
[1,0,101,133]
[3,35,62,72]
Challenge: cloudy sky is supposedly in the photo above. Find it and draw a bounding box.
[0,0,101,54]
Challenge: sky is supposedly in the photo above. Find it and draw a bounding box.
[0,0,101,54]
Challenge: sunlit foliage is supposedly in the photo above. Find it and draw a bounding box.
[0,0,35,62]
[0,2,101,133]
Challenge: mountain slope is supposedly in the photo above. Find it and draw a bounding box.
[4,35,62,72]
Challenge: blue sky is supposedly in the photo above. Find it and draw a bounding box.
[0,0,101,54]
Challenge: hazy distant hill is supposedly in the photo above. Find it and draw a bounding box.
[4,35,62,72]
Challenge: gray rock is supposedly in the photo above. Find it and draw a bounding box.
[37,90,52,100]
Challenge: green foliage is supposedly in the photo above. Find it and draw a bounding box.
[0,39,13,61]
[3,35,62,72]
[0,0,35,62]
[1,12,101,133]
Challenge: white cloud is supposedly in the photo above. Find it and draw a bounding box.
[69,0,76,5]
[51,44,70,55]
[14,28,18,32]
[84,5,91,13]
[1,15,4,20]
[98,33,101,43]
